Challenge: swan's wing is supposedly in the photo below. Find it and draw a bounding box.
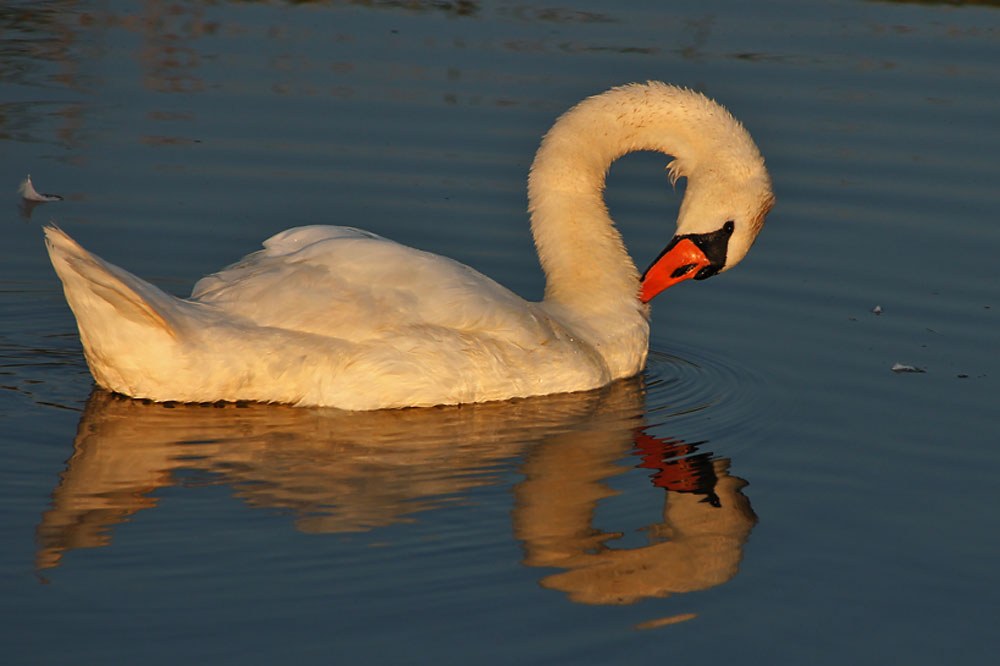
[191,225,555,346]
[45,225,182,337]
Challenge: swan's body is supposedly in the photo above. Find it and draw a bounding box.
[45,82,773,410]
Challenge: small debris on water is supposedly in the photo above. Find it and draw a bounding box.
[18,175,62,202]
[891,362,924,374]
[634,613,698,630]
[871,305,883,315]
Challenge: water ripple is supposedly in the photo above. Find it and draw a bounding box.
[642,344,774,450]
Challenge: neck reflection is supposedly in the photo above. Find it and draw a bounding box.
[36,380,756,606]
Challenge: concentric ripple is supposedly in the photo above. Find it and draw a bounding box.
[641,343,776,452]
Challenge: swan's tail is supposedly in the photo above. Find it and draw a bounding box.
[44,225,180,339]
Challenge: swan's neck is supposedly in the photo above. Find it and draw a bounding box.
[528,83,758,311]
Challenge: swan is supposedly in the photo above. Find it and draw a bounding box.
[45,82,774,410]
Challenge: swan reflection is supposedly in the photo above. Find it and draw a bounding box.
[36,380,756,605]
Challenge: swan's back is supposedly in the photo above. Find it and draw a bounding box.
[190,225,555,349]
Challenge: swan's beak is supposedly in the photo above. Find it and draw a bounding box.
[639,238,711,303]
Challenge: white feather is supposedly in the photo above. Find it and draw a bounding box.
[19,175,62,202]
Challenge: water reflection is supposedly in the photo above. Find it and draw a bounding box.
[516,429,755,605]
[18,197,45,222]
[36,380,755,605]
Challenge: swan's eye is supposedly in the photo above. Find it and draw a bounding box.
[671,264,698,278]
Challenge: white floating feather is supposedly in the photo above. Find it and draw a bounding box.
[19,175,62,202]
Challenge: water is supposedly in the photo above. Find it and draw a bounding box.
[2,0,999,663]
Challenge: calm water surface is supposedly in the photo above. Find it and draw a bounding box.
[2,1,998,664]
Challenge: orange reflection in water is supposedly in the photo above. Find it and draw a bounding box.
[36,379,755,607]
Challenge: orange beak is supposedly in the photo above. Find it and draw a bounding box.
[639,238,711,303]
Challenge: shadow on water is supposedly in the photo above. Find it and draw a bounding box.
[35,375,756,607]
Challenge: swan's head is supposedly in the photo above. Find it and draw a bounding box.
[639,159,774,303]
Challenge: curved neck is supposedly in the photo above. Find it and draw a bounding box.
[527,118,643,309]
[527,83,753,311]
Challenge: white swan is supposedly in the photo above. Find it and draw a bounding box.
[45,82,774,410]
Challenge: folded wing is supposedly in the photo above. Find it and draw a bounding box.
[191,225,557,348]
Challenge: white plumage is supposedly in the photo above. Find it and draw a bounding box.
[45,82,773,410]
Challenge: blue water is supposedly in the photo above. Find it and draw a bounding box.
[2,1,999,664]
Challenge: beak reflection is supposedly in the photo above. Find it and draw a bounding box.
[36,382,756,608]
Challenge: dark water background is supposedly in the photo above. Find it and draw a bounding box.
[2,1,998,664]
